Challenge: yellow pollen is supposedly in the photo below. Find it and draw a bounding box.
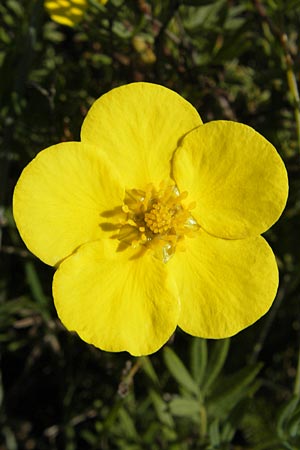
[144,203,173,234]
[115,183,199,262]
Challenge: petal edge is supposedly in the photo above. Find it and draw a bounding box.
[169,232,279,338]
[53,240,180,356]
[173,121,288,239]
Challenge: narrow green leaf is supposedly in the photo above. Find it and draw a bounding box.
[202,339,230,393]
[1,426,17,450]
[24,260,50,317]
[221,422,235,443]
[207,363,262,417]
[149,389,176,434]
[80,429,97,446]
[168,396,200,418]
[190,338,207,386]
[141,356,160,388]
[163,347,199,396]
[209,418,220,447]
[288,408,300,437]
[118,408,140,440]
[277,396,300,438]
[0,28,11,45]
[181,0,226,30]
[7,0,23,17]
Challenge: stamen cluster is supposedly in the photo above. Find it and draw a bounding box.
[118,183,199,262]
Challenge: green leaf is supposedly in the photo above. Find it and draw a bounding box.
[221,422,235,443]
[24,260,50,318]
[7,0,23,17]
[0,28,11,45]
[149,389,176,435]
[288,408,300,437]
[1,427,17,450]
[202,339,230,394]
[141,356,160,388]
[118,408,140,440]
[181,0,226,30]
[163,347,200,396]
[223,4,248,31]
[207,363,262,418]
[277,396,300,439]
[168,396,200,418]
[190,338,207,386]
[209,418,220,447]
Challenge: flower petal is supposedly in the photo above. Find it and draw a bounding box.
[53,240,180,356]
[173,121,288,239]
[13,142,124,266]
[169,231,278,338]
[81,82,202,189]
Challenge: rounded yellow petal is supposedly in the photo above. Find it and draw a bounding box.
[13,142,124,266]
[44,0,87,26]
[169,231,279,338]
[53,240,180,356]
[81,82,202,189]
[173,121,288,239]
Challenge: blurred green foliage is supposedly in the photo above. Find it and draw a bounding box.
[1,0,300,448]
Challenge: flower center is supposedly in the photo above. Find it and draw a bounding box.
[144,203,173,234]
[116,183,199,263]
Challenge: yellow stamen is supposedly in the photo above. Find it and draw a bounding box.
[116,183,199,262]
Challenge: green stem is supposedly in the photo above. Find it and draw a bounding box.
[252,0,300,154]
[286,60,300,154]
[199,404,207,442]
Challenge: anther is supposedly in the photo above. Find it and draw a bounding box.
[117,183,199,262]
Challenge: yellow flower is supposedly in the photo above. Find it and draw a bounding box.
[13,83,288,356]
[44,0,108,27]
